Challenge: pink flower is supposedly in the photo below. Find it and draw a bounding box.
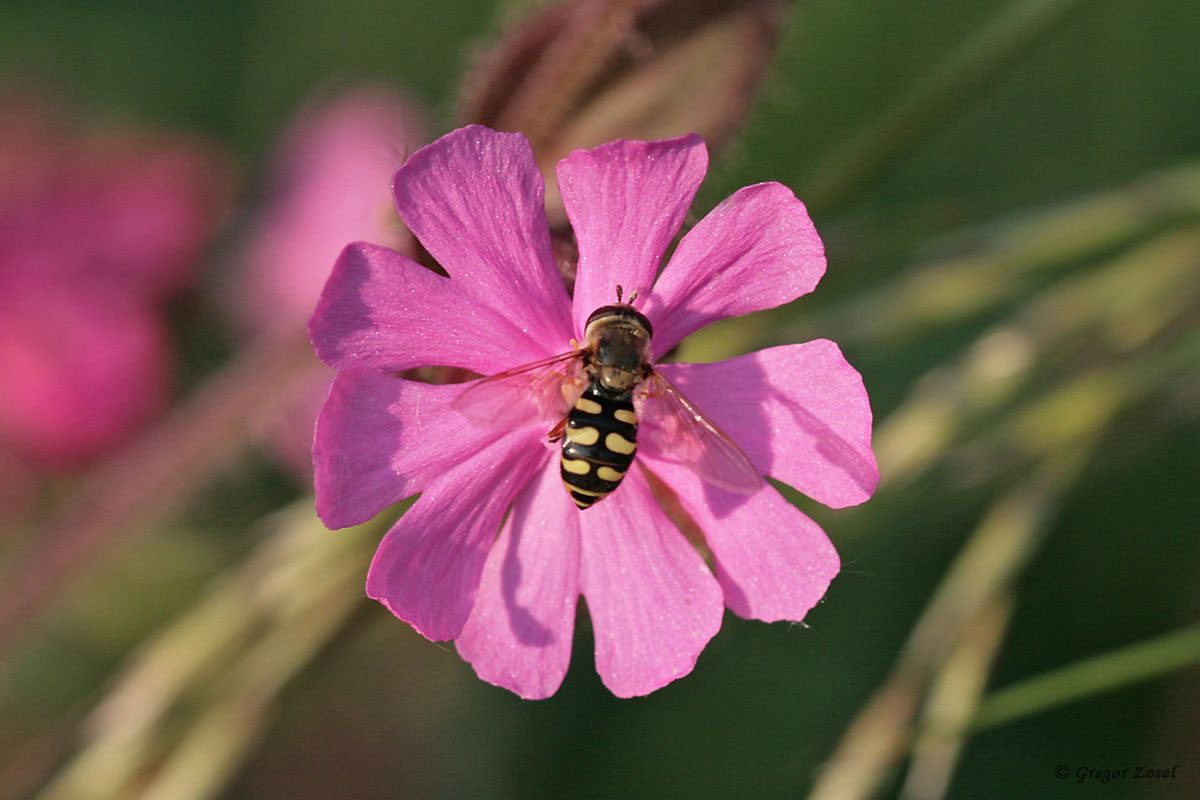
[310,125,878,698]
[0,266,169,469]
[0,95,229,470]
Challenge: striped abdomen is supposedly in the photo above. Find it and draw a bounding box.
[560,383,638,509]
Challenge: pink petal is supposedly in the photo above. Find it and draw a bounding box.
[579,468,723,698]
[366,432,551,642]
[641,458,840,622]
[645,182,826,357]
[313,372,524,528]
[558,136,708,334]
[392,125,573,348]
[457,461,581,699]
[310,242,552,374]
[651,342,878,509]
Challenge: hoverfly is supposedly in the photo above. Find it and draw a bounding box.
[454,288,762,508]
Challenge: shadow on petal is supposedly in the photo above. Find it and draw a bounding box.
[500,499,555,646]
[774,390,881,501]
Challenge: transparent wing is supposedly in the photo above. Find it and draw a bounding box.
[642,371,763,493]
[452,350,586,428]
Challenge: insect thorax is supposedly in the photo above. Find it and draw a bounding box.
[583,304,652,396]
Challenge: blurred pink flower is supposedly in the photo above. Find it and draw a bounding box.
[0,267,168,469]
[0,95,229,470]
[232,87,424,335]
[230,87,424,477]
[310,125,879,698]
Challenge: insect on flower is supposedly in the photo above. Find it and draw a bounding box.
[454,285,761,509]
[310,124,879,699]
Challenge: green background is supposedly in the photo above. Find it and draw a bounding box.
[2,1,1198,798]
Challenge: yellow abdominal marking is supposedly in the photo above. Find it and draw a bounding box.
[597,466,625,482]
[566,426,600,446]
[613,409,637,424]
[562,458,591,475]
[575,397,603,414]
[605,432,636,455]
[566,483,603,496]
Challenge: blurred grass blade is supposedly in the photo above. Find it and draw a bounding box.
[34,500,392,800]
[873,226,1200,489]
[970,623,1200,733]
[900,596,1014,800]
[808,451,1087,800]
[795,161,1200,349]
[963,324,1200,484]
[804,0,1092,211]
